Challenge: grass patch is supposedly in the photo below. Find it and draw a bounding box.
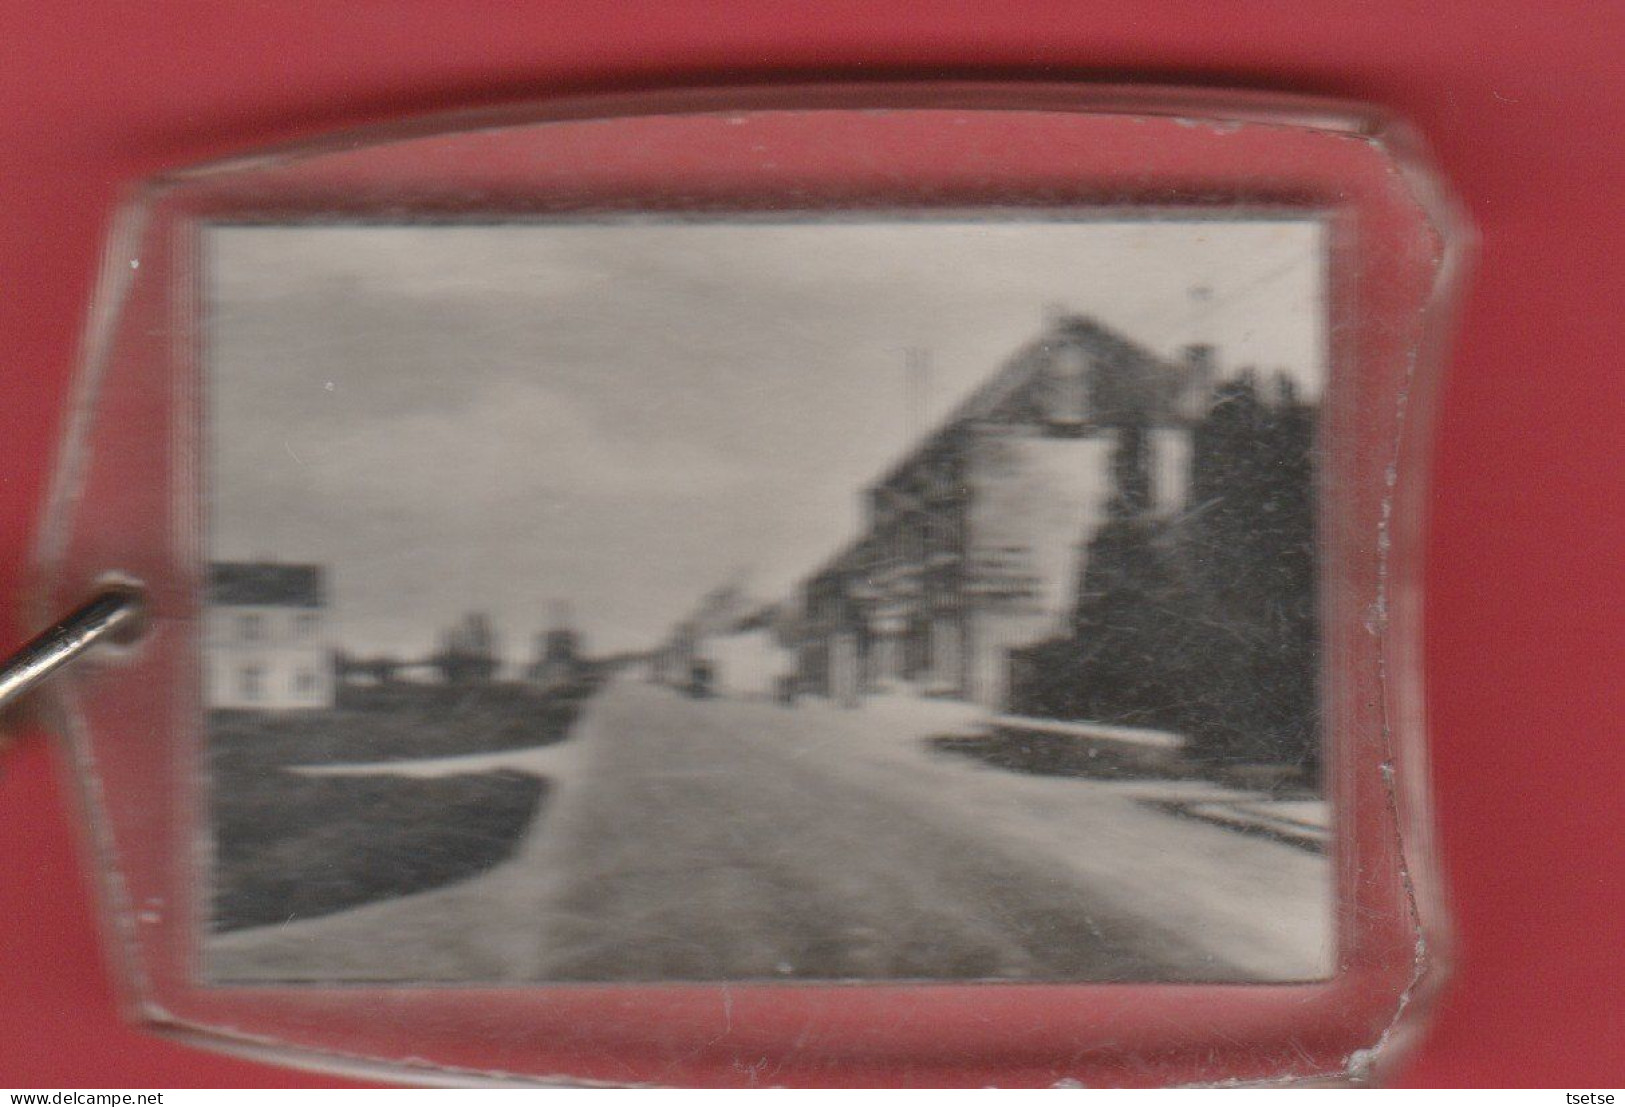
[208,680,599,932]
[211,679,598,772]
[931,727,1318,794]
[211,770,548,932]
[930,728,1189,781]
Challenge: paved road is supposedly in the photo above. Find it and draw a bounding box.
[209,676,1330,983]
[531,680,1233,982]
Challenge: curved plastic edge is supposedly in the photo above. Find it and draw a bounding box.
[28,80,1473,1089]
[1353,113,1476,1086]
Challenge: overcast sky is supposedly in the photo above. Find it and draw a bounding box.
[206,217,1325,661]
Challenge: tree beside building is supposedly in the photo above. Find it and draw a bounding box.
[1009,370,1320,777]
[434,612,501,686]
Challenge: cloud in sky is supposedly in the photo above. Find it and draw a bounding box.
[207,218,1325,658]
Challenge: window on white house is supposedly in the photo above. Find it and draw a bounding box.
[294,669,319,698]
[239,665,264,702]
[239,613,264,642]
[294,612,319,638]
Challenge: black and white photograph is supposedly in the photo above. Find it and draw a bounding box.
[200,216,1331,984]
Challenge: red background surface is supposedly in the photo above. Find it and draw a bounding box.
[1,1,1620,1088]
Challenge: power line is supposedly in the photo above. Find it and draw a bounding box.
[1170,252,1316,336]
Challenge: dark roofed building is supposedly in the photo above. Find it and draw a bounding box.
[791,312,1213,709]
[209,562,325,608]
[206,561,333,710]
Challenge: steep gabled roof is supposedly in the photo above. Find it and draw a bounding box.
[210,562,325,608]
[868,314,1189,493]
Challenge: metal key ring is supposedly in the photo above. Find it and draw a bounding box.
[0,584,147,746]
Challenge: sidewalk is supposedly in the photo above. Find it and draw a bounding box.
[1096,779,1330,852]
[732,689,1333,980]
[956,699,1328,853]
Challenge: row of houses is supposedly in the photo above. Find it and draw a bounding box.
[211,312,1242,716]
[646,580,794,698]
[656,312,1220,710]
[205,563,585,709]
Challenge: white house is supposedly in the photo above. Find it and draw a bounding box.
[206,561,335,710]
[708,615,798,700]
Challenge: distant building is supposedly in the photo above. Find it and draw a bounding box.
[793,314,1213,709]
[649,582,795,697]
[650,582,752,687]
[206,562,334,710]
[706,604,798,700]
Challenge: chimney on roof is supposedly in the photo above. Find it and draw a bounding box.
[1179,343,1218,419]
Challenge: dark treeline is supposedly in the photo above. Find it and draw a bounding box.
[1011,373,1320,778]
[333,610,605,701]
[331,613,500,688]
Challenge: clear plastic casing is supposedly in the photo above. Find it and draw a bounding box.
[34,84,1466,1087]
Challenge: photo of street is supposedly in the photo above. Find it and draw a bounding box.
[201,217,1332,983]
